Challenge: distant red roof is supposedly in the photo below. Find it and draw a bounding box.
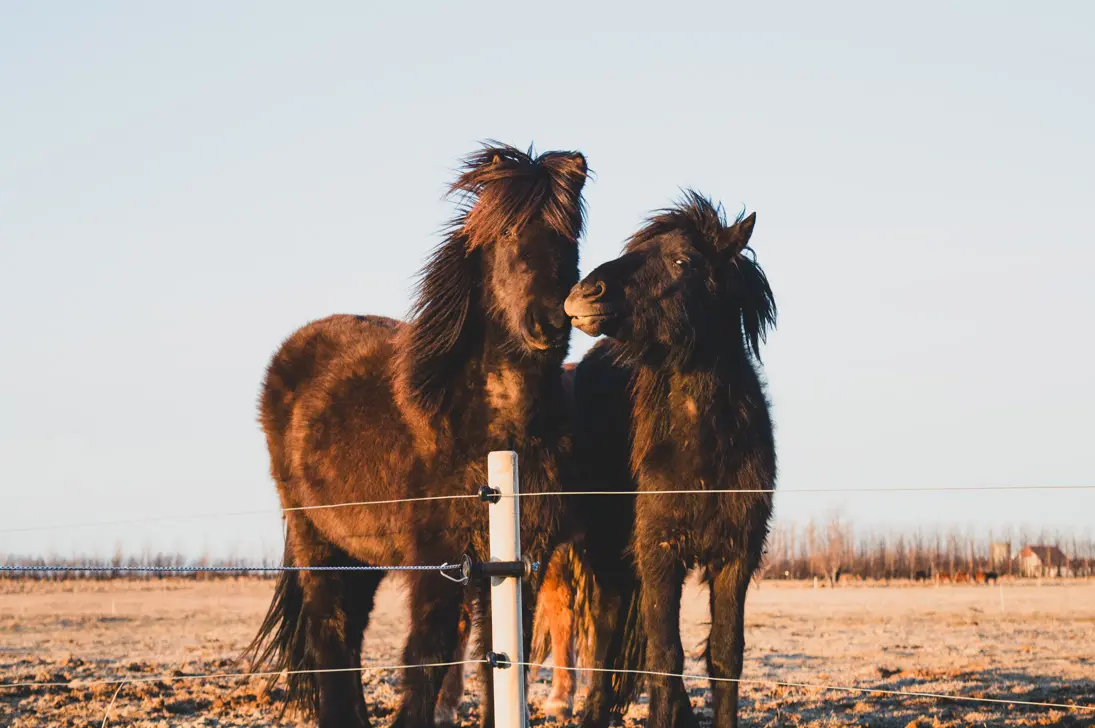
[1020,545,1068,564]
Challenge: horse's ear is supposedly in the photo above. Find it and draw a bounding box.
[716,212,756,258]
[543,152,589,195]
[563,152,588,177]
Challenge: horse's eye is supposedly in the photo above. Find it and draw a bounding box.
[675,258,689,268]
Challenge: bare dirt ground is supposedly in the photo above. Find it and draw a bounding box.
[1,577,1092,727]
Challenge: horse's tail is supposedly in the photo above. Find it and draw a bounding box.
[529,542,645,714]
[530,544,597,680]
[608,576,647,713]
[241,543,319,718]
[571,545,598,680]
[529,568,552,667]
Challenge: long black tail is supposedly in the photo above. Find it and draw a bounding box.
[241,543,320,718]
[607,577,647,714]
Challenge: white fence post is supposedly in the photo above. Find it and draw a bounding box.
[487,450,527,728]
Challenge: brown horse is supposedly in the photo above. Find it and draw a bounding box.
[244,144,588,728]
[565,192,777,728]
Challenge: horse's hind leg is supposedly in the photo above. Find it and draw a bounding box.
[577,564,635,728]
[706,558,752,728]
[290,516,383,728]
[434,599,473,727]
[391,570,465,728]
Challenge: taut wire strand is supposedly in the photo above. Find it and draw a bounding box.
[518,661,1095,713]
[2,660,487,691]
[2,485,1091,535]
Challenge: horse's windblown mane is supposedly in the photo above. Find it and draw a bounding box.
[452,142,587,251]
[398,143,587,414]
[630,190,777,360]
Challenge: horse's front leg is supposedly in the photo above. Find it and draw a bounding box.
[636,542,695,728]
[391,571,466,728]
[472,576,536,728]
[707,556,752,728]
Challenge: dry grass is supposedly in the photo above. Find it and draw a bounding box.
[1,577,1092,727]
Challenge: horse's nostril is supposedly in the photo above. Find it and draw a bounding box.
[548,308,568,332]
[589,280,607,301]
[526,311,545,337]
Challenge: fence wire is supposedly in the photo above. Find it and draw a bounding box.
[4,658,1088,716]
[3,484,1092,535]
[0,493,481,534]
[1,659,486,691]
[0,563,464,576]
[510,484,1095,497]
[3,480,1093,722]
[519,661,1095,713]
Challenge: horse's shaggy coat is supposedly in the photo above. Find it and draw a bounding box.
[564,192,777,728]
[245,144,588,728]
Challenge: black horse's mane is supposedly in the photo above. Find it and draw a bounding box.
[399,143,587,411]
[629,190,777,360]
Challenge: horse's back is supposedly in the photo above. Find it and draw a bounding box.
[260,314,402,502]
[261,314,401,445]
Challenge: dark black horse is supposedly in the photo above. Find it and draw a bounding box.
[565,192,777,728]
[244,143,588,728]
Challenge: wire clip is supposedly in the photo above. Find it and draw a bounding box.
[477,486,502,503]
[467,554,538,581]
[486,651,511,669]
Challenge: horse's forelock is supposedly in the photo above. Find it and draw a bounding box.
[450,143,586,251]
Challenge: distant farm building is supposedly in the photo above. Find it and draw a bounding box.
[989,542,1011,569]
[1019,545,1070,578]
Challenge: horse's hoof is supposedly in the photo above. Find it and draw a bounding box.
[435,706,459,727]
[544,696,574,720]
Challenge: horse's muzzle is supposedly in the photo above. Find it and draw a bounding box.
[522,309,569,351]
[564,281,621,336]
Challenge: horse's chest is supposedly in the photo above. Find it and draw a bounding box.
[636,411,741,555]
[646,409,727,482]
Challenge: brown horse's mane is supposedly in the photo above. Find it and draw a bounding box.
[398,143,587,414]
[629,190,776,360]
[453,143,587,250]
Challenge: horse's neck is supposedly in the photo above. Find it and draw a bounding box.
[476,349,562,448]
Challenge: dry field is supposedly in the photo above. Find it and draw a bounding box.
[1,577,1092,727]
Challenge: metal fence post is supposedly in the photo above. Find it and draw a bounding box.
[487,450,526,728]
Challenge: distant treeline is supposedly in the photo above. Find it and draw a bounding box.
[758,516,1095,585]
[0,552,281,580]
[5,518,1095,583]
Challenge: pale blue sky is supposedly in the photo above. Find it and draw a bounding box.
[2,2,1092,559]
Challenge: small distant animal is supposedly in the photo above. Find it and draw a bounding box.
[914,570,931,582]
[983,571,999,585]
